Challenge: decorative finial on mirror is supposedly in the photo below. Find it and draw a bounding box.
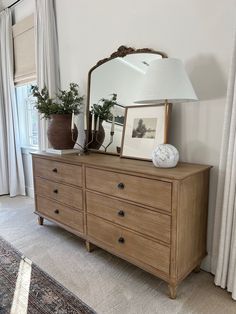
[95,46,167,68]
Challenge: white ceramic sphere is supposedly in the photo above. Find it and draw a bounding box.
[152,144,179,168]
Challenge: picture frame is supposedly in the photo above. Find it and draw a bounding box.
[120,104,170,160]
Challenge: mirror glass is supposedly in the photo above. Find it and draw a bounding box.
[87,48,164,154]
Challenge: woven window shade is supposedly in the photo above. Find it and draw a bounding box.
[13,14,36,85]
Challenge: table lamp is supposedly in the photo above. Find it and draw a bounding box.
[134,58,198,167]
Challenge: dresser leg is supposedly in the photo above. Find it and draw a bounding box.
[86,241,95,252]
[38,216,44,225]
[168,283,177,299]
[194,264,201,273]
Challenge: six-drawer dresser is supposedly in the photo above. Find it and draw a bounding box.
[32,152,211,299]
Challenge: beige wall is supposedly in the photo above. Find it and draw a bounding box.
[55,0,236,271]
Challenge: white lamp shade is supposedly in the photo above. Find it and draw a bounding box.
[134,58,198,104]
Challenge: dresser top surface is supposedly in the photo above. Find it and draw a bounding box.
[32,152,211,180]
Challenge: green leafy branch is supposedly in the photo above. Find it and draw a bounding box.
[91,93,118,121]
[31,83,84,119]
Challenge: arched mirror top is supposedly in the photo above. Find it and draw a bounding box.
[86,46,167,155]
[88,45,167,73]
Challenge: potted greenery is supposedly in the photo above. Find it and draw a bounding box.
[32,83,84,150]
[91,93,118,121]
[89,93,119,149]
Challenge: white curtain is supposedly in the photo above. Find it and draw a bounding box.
[35,0,60,151]
[211,31,236,300]
[0,9,25,197]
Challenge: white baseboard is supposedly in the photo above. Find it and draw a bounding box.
[26,186,34,198]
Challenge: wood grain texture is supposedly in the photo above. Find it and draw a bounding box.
[86,191,171,243]
[32,152,211,180]
[87,214,170,275]
[85,235,170,283]
[33,157,82,187]
[168,283,177,299]
[176,170,210,281]
[38,216,44,225]
[85,241,95,253]
[86,167,172,211]
[31,153,211,299]
[37,196,84,233]
[35,177,83,210]
[82,164,88,237]
[169,180,179,285]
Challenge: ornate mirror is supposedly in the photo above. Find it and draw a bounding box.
[86,46,167,155]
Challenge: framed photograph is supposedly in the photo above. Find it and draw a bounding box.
[121,104,170,160]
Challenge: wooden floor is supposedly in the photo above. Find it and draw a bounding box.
[0,196,235,314]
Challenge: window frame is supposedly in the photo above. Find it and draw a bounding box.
[15,82,39,150]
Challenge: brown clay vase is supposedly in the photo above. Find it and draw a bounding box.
[47,114,78,149]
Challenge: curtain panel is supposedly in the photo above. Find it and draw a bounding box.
[211,31,236,300]
[0,9,25,197]
[35,0,60,151]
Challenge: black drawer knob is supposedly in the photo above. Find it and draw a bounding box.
[118,237,125,244]
[117,182,125,189]
[54,209,59,214]
[52,168,58,173]
[118,210,125,217]
[53,189,58,194]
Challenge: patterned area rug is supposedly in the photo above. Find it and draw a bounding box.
[0,236,96,313]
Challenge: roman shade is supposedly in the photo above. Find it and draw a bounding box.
[12,14,36,85]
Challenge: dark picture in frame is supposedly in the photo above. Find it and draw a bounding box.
[132,118,157,139]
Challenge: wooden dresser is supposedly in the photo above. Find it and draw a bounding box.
[32,152,211,298]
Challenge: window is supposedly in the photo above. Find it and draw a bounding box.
[16,83,38,148]
[13,14,37,149]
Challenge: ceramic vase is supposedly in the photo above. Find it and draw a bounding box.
[152,144,179,168]
[47,114,78,149]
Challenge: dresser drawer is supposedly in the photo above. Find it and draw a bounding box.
[37,196,83,233]
[35,177,83,210]
[86,167,172,211]
[34,158,82,187]
[86,191,171,243]
[87,215,170,274]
